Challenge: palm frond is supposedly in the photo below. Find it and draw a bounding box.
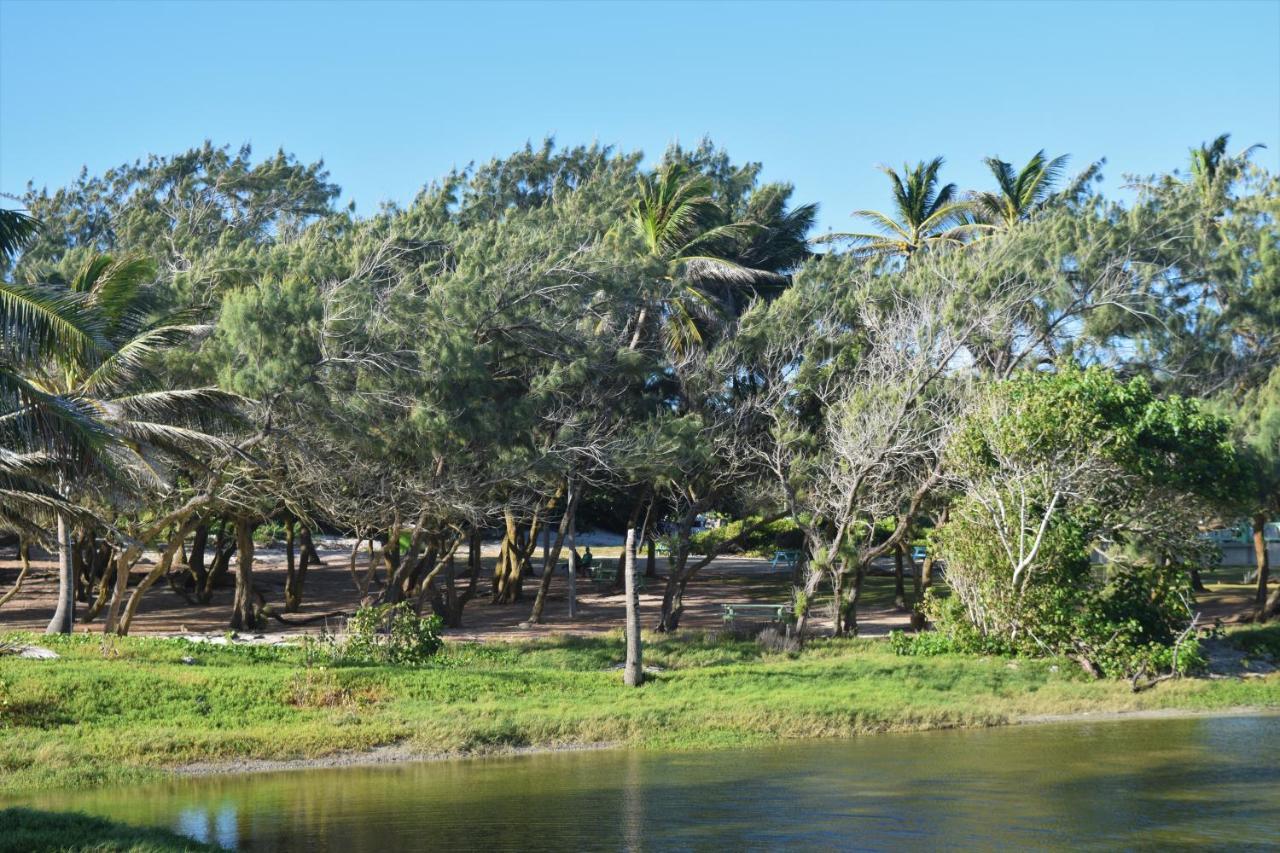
[0,281,106,362]
[0,209,40,263]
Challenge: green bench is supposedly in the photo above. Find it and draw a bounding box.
[721,603,794,627]
[591,559,646,593]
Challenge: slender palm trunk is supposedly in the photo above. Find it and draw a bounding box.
[45,512,75,635]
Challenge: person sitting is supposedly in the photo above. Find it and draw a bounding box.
[579,546,595,576]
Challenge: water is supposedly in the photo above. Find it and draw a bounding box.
[11,715,1280,851]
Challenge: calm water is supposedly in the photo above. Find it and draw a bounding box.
[12,715,1280,851]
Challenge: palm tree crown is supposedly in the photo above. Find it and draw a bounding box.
[972,150,1069,229]
[822,157,977,260]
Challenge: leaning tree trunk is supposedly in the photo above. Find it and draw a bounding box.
[623,523,643,687]
[529,486,580,624]
[45,512,75,635]
[230,517,257,631]
[112,515,202,635]
[0,540,32,609]
[1253,513,1272,623]
[656,543,690,633]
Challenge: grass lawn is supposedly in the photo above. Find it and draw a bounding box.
[1,626,1278,796]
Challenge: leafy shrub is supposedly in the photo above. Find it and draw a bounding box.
[889,629,960,657]
[339,602,443,665]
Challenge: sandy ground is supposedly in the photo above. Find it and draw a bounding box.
[0,539,915,639]
[0,540,1269,641]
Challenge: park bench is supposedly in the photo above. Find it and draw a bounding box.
[721,603,795,638]
[770,549,802,571]
[721,602,794,627]
[591,559,646,593]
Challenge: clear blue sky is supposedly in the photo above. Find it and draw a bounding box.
[2,0,1278,234]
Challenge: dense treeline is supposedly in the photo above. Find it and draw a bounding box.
[1,136,1276,681]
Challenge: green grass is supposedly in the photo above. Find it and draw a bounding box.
[1,629,1277,796]
[0,807,220,852]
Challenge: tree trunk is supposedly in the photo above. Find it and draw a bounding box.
[45,512,75,635]
[836,562,864,637]
[645,537,657,579]
[0,540,32,609]
[200,522,235,605]
[230,517,256,631]
[529,485,581,624]
[73,531,90,603]
[492,509,524,604]
[893,543,908,612]
[188,520,209,592]
[284,521,312,613]
[911,506,946,630]
[623,523,643,687]
[1253,512,1272,622]
[114,516,201,635]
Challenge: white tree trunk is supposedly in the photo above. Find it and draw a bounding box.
[623,524,643,687]
[45,512,74,635]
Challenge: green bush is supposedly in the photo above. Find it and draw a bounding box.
[340,602,443,665]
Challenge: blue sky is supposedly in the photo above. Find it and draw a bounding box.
[2,0,1278,234]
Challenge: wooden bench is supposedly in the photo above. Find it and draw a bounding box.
[721,603,794,627]
[770,550,802,571]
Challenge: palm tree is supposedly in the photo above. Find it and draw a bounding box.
[1189,133,1265,204]
[821,157,977,261]
[626,163,785,356]
[971,150,1070,229]
[31,254,243,633]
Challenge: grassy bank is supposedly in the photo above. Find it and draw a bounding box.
[2,627,1278,795]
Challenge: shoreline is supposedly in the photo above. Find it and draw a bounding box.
[165,705,1279,781]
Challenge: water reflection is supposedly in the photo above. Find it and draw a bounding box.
[10,715,1279,851]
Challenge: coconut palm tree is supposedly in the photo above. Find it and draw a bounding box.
[821,157,978,262]
[1189,134,1265,205]
[626,163,784,357]
[971,150,1070,229]
[5,247,242,633]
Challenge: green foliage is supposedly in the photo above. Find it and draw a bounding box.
[689,516,800,556]
[937,364,1238,676]
[212,277,323,400]
[340,603,443,666]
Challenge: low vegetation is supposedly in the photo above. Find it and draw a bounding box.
[1,630,1275,795]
